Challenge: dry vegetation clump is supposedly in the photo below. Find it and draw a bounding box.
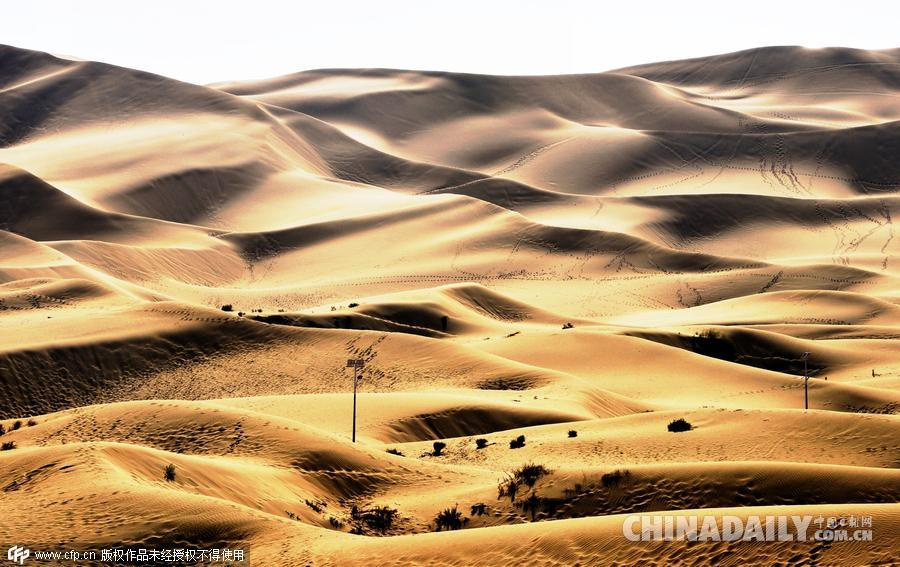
[434,505,466,531]
[470,503,487,516]
[601,469,631,488]
[667,418,693,432]
[498,463,551,501]
[350,505,399,535]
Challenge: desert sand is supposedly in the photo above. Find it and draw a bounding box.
[0,45,898,565]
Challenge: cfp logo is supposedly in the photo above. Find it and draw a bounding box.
[6,547,29,565]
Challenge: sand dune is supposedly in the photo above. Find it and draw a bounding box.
[1,43,898,565]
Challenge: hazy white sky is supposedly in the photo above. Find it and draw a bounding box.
[3,0,898,85]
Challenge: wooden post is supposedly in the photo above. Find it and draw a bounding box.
[802,352,810,411]
[346,359,364,442]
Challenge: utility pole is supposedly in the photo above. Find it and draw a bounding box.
[346,359,364,442]
[802,352,810,411]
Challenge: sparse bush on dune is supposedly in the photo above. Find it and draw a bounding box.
[386,448,404,456]
[432,441,446,456]
[164,463,176,481]
[348,302,359,308]
[509,435,525,449]
[12,420,21,430]
[434,505,466,531]
[27,419,37,427]
[470,503,487,516]
[221,304,233,312]
[667,418,693,432]
[514,463,550,487]
[1,441,16,451]
[697,329,724,340]
[305,498,326,513]
[475,438,488,449]
[328,516,343,529]
[562,322,574,329]
[358,506,398,534]
[498,463,551,501]
[520,493,543,521]
[0,424,5,436]
[568,430,577,438]
[497,475,518,501]
[601,469,631,488]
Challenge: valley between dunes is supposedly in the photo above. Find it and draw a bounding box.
[0,44,899,565]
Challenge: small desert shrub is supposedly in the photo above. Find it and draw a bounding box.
[568,430,577,438]
[12,420,21,431]
[286,511,297,520]
[221,304,233,312]
[305,499,326,513]
[514,463,550,487]
[348,302,360,308]
[562,322,574,329]
[509,435,526,449]
[470,503,487,516]
[328,516,344,529]
[520,493,543,520]
[432,441,446,456]
[434,505,465,531]
[0,424,5,436]
[601,469,631,488]
[1,441,16,451]
[164,463,176,482]
[386,448,404,456]
[498,463,551,501]
[497,475,518,501]
[475,438,488,449]
[698,329,724,340]
[667,418,693,432]
[27,419,37,427]
[360,506,398,534]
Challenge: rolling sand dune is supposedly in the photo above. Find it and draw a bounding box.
[1,44,898,565]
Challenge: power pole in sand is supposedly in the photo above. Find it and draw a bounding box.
[346,358,364,442]
[802,352,810,411]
